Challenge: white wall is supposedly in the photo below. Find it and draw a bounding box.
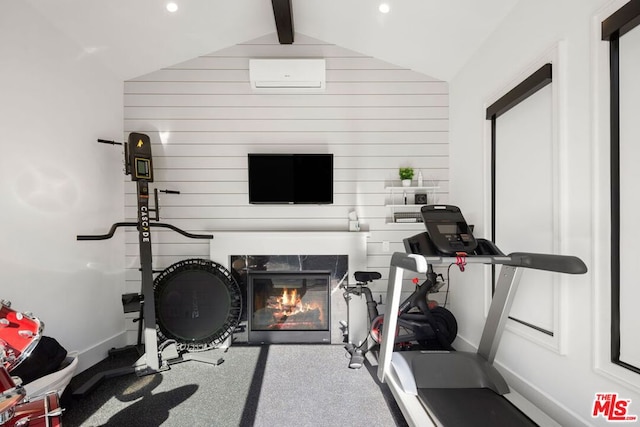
[0,16,449,372]
[1,3,126,372]
[450,0,640,425]
[3,3,636,422]
[121,33,451,328]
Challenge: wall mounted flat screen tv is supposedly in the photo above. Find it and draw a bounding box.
[248,154,333,204]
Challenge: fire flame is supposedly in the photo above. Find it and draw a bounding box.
[275,288,320,317]
[281,288,298,307]
[262,287,326,328]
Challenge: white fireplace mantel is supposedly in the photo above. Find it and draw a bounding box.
[209,231,369,282]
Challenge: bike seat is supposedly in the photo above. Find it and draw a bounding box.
[354,271,382,283]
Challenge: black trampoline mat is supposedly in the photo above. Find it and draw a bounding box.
[156,270,232,340]
[153,258,242,349]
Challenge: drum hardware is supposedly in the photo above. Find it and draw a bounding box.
[73,133,235,398]
[0,301,43,373]
[4,391,62,427]
[0,299,74,426]
[0,366,26,425]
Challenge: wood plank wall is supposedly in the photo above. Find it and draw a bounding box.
[122,33,449,312]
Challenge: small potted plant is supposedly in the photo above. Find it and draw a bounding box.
[399,167,414,187]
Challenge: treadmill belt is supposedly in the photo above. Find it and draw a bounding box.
[418,388,538,427]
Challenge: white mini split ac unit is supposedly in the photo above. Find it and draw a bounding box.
[249,59,326,92]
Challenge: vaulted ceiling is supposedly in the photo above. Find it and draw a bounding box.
[24,0,519,82]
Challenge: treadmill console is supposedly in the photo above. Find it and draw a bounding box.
[421,205,477,255]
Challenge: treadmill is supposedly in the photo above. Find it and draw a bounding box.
[376,205,587,426]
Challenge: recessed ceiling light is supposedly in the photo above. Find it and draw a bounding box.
[379,3,390,14]
[166,2,178,13]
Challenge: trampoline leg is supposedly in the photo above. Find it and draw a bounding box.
[179,350,224,366]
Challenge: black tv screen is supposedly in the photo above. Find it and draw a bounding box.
[248,154,333,204]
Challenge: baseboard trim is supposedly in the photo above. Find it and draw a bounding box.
[75,332,128,374]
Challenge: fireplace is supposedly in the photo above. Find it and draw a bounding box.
[210,232,369,344]
[247,270,331,344]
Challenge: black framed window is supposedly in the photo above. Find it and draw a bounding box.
[602,0,640,375]
[486,63,555,336]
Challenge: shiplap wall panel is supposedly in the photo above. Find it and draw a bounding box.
[125,206,363,220]
[165,57,410,71]
[128,218,429,233]
[143,168,449,184]
[154,45,364,61]
[129,69,441,83]
[125,119,447,132]
[151,156,447,170]
[124,106,448,120]
[124,82,448,96]
[124,94,448,108]
[124,192,435,208]
[145,143,449,157]
[124,181,450,197]
[122,33,449,316]
[132,132,447,144]
[125,193,363,207]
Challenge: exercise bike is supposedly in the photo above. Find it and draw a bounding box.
[342,266,457,369]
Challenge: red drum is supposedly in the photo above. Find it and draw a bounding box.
[0,366,26,425]
[5,392,62,427]
[0,300,43,372]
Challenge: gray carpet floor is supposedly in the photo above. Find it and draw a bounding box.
[60,340,408,427]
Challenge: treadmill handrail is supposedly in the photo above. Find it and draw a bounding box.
[504,252,587,274]
[390,252,512,272]
[389,251,587,274]
[378,251,588,384]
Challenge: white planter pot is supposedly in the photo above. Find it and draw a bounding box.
[401,179,412,187]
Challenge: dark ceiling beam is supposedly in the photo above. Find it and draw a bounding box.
[271,0,294,44]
